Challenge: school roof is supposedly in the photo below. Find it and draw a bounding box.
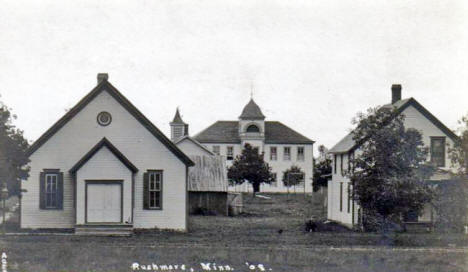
[194,121,315,144]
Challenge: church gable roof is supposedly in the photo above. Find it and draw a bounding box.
[239,99,265,120]
[194,121,314,144]
[174,136,215,156]
[27,77,194,167]
[329,97,459,154]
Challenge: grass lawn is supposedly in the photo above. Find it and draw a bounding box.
[1,193,467,271]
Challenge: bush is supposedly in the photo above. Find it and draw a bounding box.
[433,179,468,232]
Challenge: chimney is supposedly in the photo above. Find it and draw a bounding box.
[184,124,189,136]
[391,84,402,104]
[97,73,109,84]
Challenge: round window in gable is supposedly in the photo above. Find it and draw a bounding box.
[97,111,112,126]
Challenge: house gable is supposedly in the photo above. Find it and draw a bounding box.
[329,98,459,154]
[27,79,194,167]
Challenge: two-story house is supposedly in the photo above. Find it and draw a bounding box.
[328,85,458,227]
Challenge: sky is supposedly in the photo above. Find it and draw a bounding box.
[0,0,467,154]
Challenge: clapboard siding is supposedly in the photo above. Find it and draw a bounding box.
[22,89,187,230]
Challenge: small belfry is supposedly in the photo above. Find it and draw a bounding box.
[238,98,266,146]
[170,108,188,141]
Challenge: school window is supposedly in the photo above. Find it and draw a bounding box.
[297,147,304,161]
[227,146,234,160]
[284,147,291,161]
[212,145,220,155]
[334,154,337,174]
[339,182,343,212]
[270,147,277,161]
[45,174,58,208]
[431,137,446,167]
[148,171,162,209]
[347,184,351,214]
[271,173,277,187]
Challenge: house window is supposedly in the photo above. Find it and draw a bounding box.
[45,174,58,208]
[270,147,277,161]
[297,147,304,161]
[271,173,277,187]
[144,171,163,209]
[246,124,260,133]
[40,169,63,210]
[340,182,343,212]
[334,154,337,174]
[227,146,234,160]
[340,154,344,174]
[212,146,220,155]
[431,137,446,167]
[347,183,351,214]
[284,147,291,161]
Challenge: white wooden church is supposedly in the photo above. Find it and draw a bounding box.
[21,74,194,233]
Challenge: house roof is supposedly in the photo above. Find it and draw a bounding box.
[239,99,265,120]
[174,135,215,156]
[27,78,194,167]
[329,97,459,154]
[171,108,186,124]
[194,121,315,144]
[69,137,138,174]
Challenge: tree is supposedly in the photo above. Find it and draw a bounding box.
[449,114,468,178]
[313,145,332,192]
[440,114,468,231]
[0,100,30,196]
[227,143,274,196]
[350,106,435,230]
[282,165,305,193]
